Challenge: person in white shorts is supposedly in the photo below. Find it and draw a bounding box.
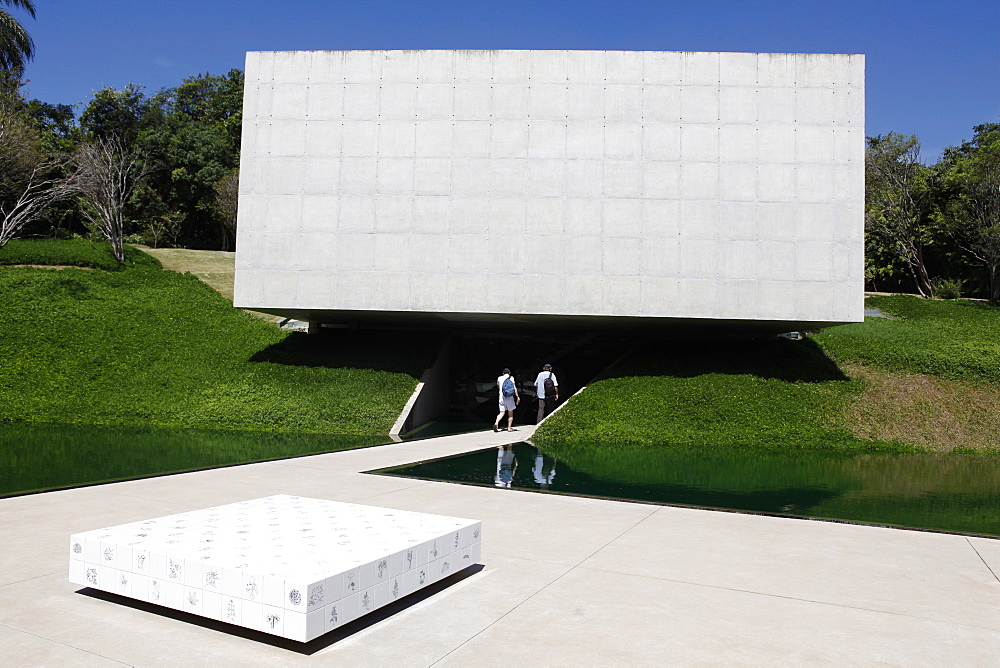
[493,367,520,432]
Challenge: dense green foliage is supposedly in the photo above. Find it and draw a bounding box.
[535,337,903,452]
[3,70,243,251]
[866,125,1000,300]
[0,237,158,270]
[0,242,428,433]
[815,295,1000,381]
[538,295,1000,451]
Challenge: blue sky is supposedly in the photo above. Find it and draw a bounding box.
[18,0,1000,160]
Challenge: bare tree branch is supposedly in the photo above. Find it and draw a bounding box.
[71,135,148,264]
[0,156,76,247]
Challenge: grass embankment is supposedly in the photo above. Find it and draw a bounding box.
[0,238,158,271]
[138,246,238,302]
[0,239,431,434]
[536,295,1000,453]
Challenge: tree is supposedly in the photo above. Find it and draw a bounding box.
[72,136,148,263]
[0,71,34,175]
[865,133,936,297]
[213,169,238,251]
[0,70,75,247]
[0,157,77,247]
[0,0,35,73]
[138,70,243,248]
[79,84,151,143]
[938,124,1000,302]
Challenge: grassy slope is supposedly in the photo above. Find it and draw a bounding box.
[138,246,238,301]
[0,239,427,434]
[0,238,160,271]
[536,295,1000,453]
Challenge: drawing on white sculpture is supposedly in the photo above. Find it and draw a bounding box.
[330,605,338,625]
[377,559,388,579]
[103,547,114,562]
[407,550,413,569]
[473,526,480,539]
[226,599,237,621]
[73,542,82,554]
[442,561,450,574]
[119,573,129,592]
[86,568,97,585]
[454,532,460,548]
[245,576,258,600]
[392,579,399,599]
[419,570,426,585]
[346,573,356,593]
[150,580,161,602]
[266,613,280,629]
[168,559,182,580]
[204,568,219,588]
[136,553,146,570]
[187,591,199,607]
[289,589,302,606]
[308,584,324,607]
[361,591,371,611]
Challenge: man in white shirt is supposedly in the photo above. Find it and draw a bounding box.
[534,363,559,424]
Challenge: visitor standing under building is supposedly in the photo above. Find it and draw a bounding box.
[534,363,559,424]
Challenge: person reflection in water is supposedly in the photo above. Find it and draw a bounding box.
[532,447,557,489]
[494,445,518,488]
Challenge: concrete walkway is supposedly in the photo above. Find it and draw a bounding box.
[1,428,998,666]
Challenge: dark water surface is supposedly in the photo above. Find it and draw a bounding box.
[0,424,387,497]
[372,442,1000,537]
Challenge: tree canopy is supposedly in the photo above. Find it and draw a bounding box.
[0,0,35,73]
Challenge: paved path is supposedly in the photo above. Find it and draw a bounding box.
[1,428,998,666]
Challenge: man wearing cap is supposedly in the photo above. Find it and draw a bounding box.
[534,363,560,424]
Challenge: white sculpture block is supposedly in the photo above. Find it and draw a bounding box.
[69,496,482,643]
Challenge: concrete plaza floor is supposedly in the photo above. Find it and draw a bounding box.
[1,428,998,666]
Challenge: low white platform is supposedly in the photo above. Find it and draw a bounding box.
[68,495,482,642]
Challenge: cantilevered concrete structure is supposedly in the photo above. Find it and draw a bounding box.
[234,50,865,330]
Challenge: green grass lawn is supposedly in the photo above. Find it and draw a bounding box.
[0,239,432,434]
[816,295,1000,381]
[536,296,1000,453]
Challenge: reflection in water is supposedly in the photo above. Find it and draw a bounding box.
[531,447,557,488]
[375,442,1000,536]
[0,424,387,497]
[494,445,518,488]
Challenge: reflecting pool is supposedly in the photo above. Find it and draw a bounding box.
[0,424,387,497]
[371,442,1000,536]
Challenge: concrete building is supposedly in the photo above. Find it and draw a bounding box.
[234,50,865,330]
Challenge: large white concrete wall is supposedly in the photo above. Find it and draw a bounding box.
[235,50,865,325]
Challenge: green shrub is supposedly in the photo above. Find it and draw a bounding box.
[932,278,964,300]
[0,238,160,271]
